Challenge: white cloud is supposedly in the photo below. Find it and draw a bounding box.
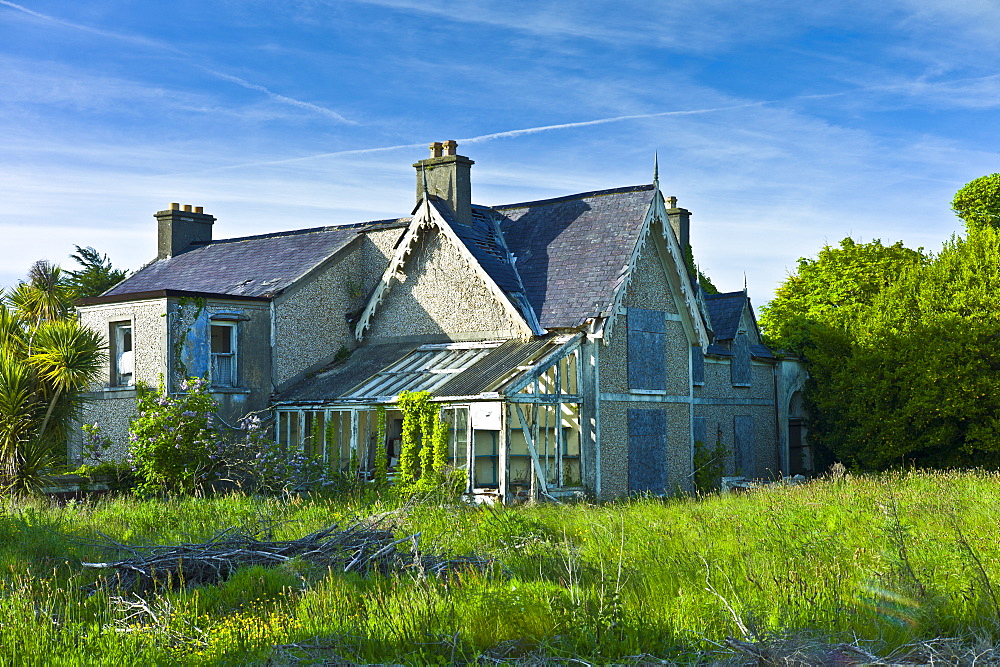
[0,1,357,125]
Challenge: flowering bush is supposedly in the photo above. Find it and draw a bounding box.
[102,378,338,496]
[129,378,224,495]
[79,422,113,465]
[224,414,328,495]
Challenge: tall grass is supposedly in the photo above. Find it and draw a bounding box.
[3,470,1000,663]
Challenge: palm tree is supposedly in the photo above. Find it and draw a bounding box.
[0,271,104,493]
[30,320,104,444]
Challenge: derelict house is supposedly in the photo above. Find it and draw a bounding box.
[75,141,808,501]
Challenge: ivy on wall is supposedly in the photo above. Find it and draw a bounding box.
[396,390,448,489]
[374,405,388,486]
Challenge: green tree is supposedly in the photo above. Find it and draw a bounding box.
[833,227,1000,469]
[0,269,104,493]
[952,173,1000,232]
[65,246,129,299]
[759,238,927,352]
[764,175,1000,471]
[759,238,926,470]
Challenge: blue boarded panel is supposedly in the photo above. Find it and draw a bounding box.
[629,330,666,390]
[628,308,666,391]
[691,345,705,385]
[734,415,755,476]
[730,333,751,386]
[629,307,666,333]
[628,408,667,493]
[693,417,707,447]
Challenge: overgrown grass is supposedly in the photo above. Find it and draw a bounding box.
[4,471,1000,664]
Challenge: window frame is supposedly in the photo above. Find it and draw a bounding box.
[210,321,238,388]
[627,307,667,392]
[109,321,134,387]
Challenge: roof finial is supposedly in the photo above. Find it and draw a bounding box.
[653,152,659,190]
[743,273,748,294]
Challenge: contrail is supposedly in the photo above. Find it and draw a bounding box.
[0,0,355,124]
[201,69,356,125]
[459,102,769,144]
[199,102,772,173]
[0,0,169,50]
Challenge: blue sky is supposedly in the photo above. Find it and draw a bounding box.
[1,1,998,308]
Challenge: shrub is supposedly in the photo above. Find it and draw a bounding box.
[128,378,223,495]
[693,438,727,493]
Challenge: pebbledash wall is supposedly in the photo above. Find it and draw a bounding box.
[365,226,530,343]
[74,296,274,460]
[694,306,780,478]
[272,226,405,389]
[167,298,273,426]
[76,298,168,459]
[597,231,695,497]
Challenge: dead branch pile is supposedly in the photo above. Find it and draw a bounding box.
[81,519,492,592]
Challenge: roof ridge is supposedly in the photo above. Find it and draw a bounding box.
[189,218,410,246]
[705,291,747,299]
[487,184,655,212]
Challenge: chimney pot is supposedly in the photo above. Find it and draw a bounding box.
[155,204,215,260]
[666,196,678,208]
[442,140,457,156]
[413,146,474,225]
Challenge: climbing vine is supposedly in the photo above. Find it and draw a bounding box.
[397,391,426,486]
[374,405,388,486]
[169,296,206,383]
[396,390,449,489]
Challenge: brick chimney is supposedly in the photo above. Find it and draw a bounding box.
[413,140,474,225]
[665,196,690,250]
[155,203,215,260]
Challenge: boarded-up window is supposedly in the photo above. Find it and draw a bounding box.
[628,408,667,493]
[734,415,755,476]
[691,345,705,385]
[731,332,751,386]
[693,416,707,447]
[628,308,666,391]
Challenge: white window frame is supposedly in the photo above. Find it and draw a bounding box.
[210,322,237,388]
[110,321,133,387]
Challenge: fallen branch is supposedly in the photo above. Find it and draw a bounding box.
[82,518,491,592]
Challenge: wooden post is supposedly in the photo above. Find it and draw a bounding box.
[514,404,549,498]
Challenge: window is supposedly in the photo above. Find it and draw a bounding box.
[628,408,667,493]
[110,322,133,386]
[734,415,755,475]
[210,323,237,387]
[628,308,666,391]
[441,406,469,471]
[691,345,705,385]
[731,330,751,387]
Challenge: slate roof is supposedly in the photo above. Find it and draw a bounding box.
[95,183,662,331]
[433,200,521,293]
[494,185,656,329]
[704,291,747,341]
[102,220,407,301]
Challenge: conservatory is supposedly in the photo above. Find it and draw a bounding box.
[272,334,585,502]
